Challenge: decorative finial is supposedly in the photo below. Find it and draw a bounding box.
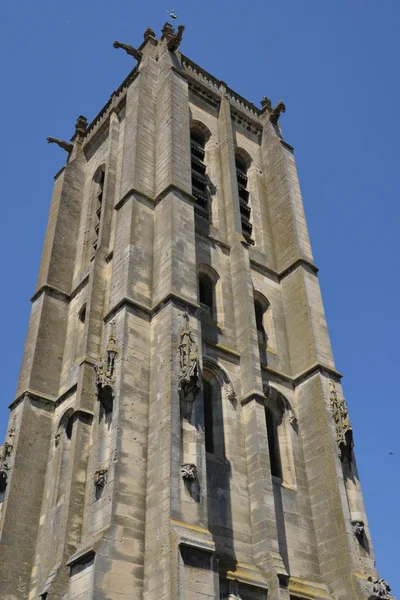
[167,9,178,21]
[261,95,272,109]
[113,41,143,63]
[75,115,88,136]
[144,26,155,40]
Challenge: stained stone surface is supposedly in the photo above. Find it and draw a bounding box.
[0,23,391,600]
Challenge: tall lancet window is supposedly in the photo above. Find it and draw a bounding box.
[190,123,210,220]
[92,167,105,252]
[235,150,253,243]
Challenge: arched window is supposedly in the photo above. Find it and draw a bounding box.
[265,406,282,478]
[199,272,214,315]
[190,122,211,220]
[92,167,105,252]
[198,265,220,323]
[202,371,226,459]
[264,386,297,487]
[235,149,253,243]
[203,379,214,454]
[254,298,267,345]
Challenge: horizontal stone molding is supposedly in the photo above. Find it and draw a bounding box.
[31,284,71,304]
[104,293,200,323]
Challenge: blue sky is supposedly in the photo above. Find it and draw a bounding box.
[1,0,399,591]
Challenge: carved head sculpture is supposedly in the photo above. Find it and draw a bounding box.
[181,463,197,483]
[368,577,392,599]
[352,520,365,537]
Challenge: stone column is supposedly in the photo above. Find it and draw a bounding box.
[218,91,288,597]
[261,114,375,598]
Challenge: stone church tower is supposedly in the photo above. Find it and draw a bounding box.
[0,22,393,600]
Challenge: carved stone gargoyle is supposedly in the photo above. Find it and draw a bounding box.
[178,312,200,400]
[94,469,108,489]
[368,577,392,599]
[94,324,118,412]
[352,520,365,538]
[113,41,143,62]
[46,137,73,153]
[329,380,353,461]
[181,463,197,483]
[168,24,185,52]
[269,100,286,125]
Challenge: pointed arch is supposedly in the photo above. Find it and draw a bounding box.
[263,385,297,487]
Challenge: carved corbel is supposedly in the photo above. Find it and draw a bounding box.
[269,100,286,125]
[181,463,197,483]
[113,41,143,63]
[352,520,365,538]
[368,576,392,599]
[46,137,73,153]
[168,24,185,52]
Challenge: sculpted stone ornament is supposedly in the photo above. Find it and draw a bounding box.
[46,137,73,153]
[269,100,286,125]
[113,41,143,62]
[352,520,365,537]
[94,469,107,489]
[368,577,392,599]
[181,463,197,483]
[261,95,272,109]
[168,24,185,52]
[178,312,200,400]
[329,380,353,461]
[144,26,155,40]
[94,323,118,412]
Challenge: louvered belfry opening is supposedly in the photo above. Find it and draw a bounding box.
[190,130,209,220]
[236,154,253,244]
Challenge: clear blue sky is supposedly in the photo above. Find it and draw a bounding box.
[1,0,399,591]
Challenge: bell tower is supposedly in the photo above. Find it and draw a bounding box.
[0,22,393,600]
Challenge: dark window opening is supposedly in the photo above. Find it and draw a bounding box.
[203,380,214,454]
[78,303,86,324]
[199,273,214,315]
[191,130,209,221]
[265,407,282,478]
[255,299,267,344]
[65,415,74,441]
[235,155,253,244]
[93,169,105,252]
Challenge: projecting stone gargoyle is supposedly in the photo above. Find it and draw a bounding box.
[269,100,286,125]
[168,24,185,53]
[46,137,73,153]
[113,41,143,62]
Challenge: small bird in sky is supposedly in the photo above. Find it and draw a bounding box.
[389,452,394,455]
[167,9,178,20]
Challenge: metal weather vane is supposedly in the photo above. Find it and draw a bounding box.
[167,9,178,21]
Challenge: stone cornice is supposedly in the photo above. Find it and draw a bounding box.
[31,284,71,304]
[278,257,319,280]
[104,293,200,323]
